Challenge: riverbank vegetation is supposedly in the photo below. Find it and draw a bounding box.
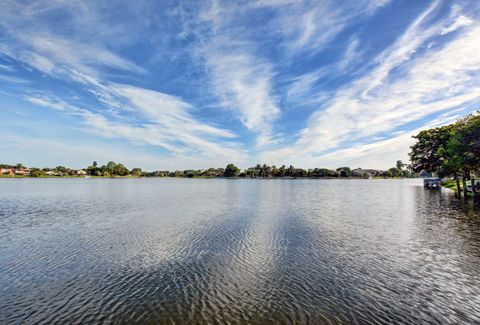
[2,161,419,179]
[409,111,480,200]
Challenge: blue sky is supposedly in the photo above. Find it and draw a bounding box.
[0,0,479,170]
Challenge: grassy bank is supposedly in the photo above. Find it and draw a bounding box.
[442,179,478,198]
[442,180,457,191]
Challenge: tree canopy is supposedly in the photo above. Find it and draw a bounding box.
[224,164,240,177]
[409,112,480,178]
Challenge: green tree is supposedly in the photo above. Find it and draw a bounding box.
[30,168,43,177]
[312,168,335,177]
[288,165,295,177]
[55,166,68,173]
[86,165,98,176]
[336,167,352,177]
[396,160,404,170]
[271,165,278,177]
[204,168,217,177]
[409,113,480,199]
[388,167,399,177]
[246,168,257,178]
[131,168,142,176]
[295,168,307,177]
[113,163,129,176]
[446,113,480,175]
[383,170,393,178]
[224,164,240,177]
[106,161,117,174]
[409,125,454,174]
[184,170,197,178]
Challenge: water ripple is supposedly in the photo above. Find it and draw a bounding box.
[1,178,480,324]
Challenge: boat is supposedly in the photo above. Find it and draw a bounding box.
[423,177,441,189]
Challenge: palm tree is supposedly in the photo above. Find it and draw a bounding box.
[288,165,295,177]
[272,165,278,177]
[255,164,262,176]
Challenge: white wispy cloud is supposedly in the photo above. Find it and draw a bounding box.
[0,133,241,171]
[261,2,480,168]
[0,33,144,79]
[205,50,280,146]
[2,0,479,170]
[24,95,72,111]
[256,0,391,53]
[1,0,247,167]
[0,63,14,72]
[29,35,144,74]
[0,0,145,78]
[286,68,328,103]
[194,0,281,147]
[337,38,361,72]
[285,36,362,105]
[280,3,346,51]
[262,108,471,170]
[0,75,30,84]
[111,84,237,139]
[25,84,247,164]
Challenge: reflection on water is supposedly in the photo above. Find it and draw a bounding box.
[1,178,480,324]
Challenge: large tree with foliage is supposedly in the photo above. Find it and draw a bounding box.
[131,168,142,177]
[409,112,480,199]
[446,114,480,175]
[30,168,43,177]
[224,164,240,177]
[409,124,455,174]
[336,167,352,177]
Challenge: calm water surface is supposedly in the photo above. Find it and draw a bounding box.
[1,178,480,324]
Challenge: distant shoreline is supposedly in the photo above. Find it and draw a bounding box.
[0,175,410,180]
[1,161,419,179]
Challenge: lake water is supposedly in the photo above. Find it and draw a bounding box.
[1,178,480,324]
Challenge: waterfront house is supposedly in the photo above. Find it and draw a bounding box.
[15,168,31,175]
[1,168,14,175]
[1,167,31,176]
[76,170,87,175]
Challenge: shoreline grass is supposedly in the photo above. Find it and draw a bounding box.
[442,179,479,198]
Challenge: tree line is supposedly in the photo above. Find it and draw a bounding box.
[0,161,143,177]
[409,111,480,200]
[145,163,418,178]
[3,161,420,179]
[86,161,142,177]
